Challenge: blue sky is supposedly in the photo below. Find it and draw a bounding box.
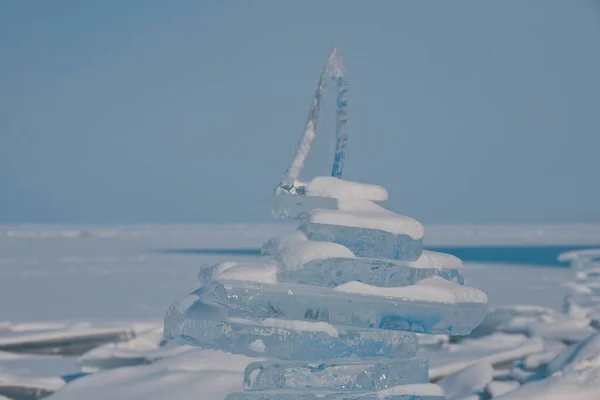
[1,1,600,224]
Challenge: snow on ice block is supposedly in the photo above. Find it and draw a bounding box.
[198,276,487,335]
[226,384,445,400]
[272,177,388,220]
[302,200,424,260]
[264,232,463,287]
[164,297,418,360]
[243,358,429,392]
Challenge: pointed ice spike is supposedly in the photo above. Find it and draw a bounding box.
[281,47,348,191]
[328,48,348,179]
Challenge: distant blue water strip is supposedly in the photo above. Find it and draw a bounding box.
[153,245,600,267]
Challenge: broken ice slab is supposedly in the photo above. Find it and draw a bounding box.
[226,384,445,400]
[164,297,418,360]
[278,255,464,288]
[263,232,463,287]
[272,177,388,220]
[302,200,424,261]
[0,326,135,356]
[198,277,487,335]
[244,358,429,392]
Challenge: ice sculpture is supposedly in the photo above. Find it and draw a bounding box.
[163,48,488,400]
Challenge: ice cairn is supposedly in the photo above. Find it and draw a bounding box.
[559,249,600,325]
[163,48,488,400]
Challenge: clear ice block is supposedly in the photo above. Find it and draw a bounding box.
[226,385,445,400]
[244,358,429,391]
[302,223,423,261]
[272,192,340,220]
[164,296,419,360]
[198,279,487,335]
[277,256,464,288]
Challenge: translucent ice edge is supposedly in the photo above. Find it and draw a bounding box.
[278,257,464,288]
[275,176,388,200]
[225,383,445,400]
[263,232,461,270]
[200,259,479,304]
[262,231,355,271]
[334,277,487,305]
[272,177,389,220]
[199,260,278,286]
[308,199,424,239]
[281,49,348,189]
[199,253,465,289]
[199,279,487,335]
[243,357,429,392]
[163,297,419,360]
[303,223,423,261]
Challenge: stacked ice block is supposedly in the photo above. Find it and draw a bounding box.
[163,48,488,400]
[559,249,600,322]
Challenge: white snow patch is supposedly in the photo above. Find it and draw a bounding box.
[247,340,265,353]
[309,199,425,239]
[216,261,278,284]
[262,231,354,270]
[47,349,259,400]
[0,372,64,391]
[306,176,388,201]
[403,250,463,269]
[333,276,488,304]
[437,361,494,400]
[486,381,520,397]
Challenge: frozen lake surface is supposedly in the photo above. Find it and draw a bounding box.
[1,224,599,399]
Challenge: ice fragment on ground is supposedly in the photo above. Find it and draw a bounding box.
[437,361,493,400]
[425,334,544,380]
[468,305,593,343]
[485,381,520,398]
[77,327,193,371]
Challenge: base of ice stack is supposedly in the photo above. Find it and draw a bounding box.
[225,384,446,400]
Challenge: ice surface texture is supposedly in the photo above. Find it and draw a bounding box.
[303,223,423,261]
[164,297,419,360]
[277,257,464,288]
[195,279,486,335]
[302,200,424,261]
[243,358,429,391]
[272,178,387,220]
[263,233,463,287]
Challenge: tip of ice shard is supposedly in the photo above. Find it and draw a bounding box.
[163,48,488,400]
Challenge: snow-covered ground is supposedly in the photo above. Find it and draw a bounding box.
[1,224,599,399]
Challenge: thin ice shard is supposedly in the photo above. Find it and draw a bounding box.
[281,48,348,190]
[327,48,348,179]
